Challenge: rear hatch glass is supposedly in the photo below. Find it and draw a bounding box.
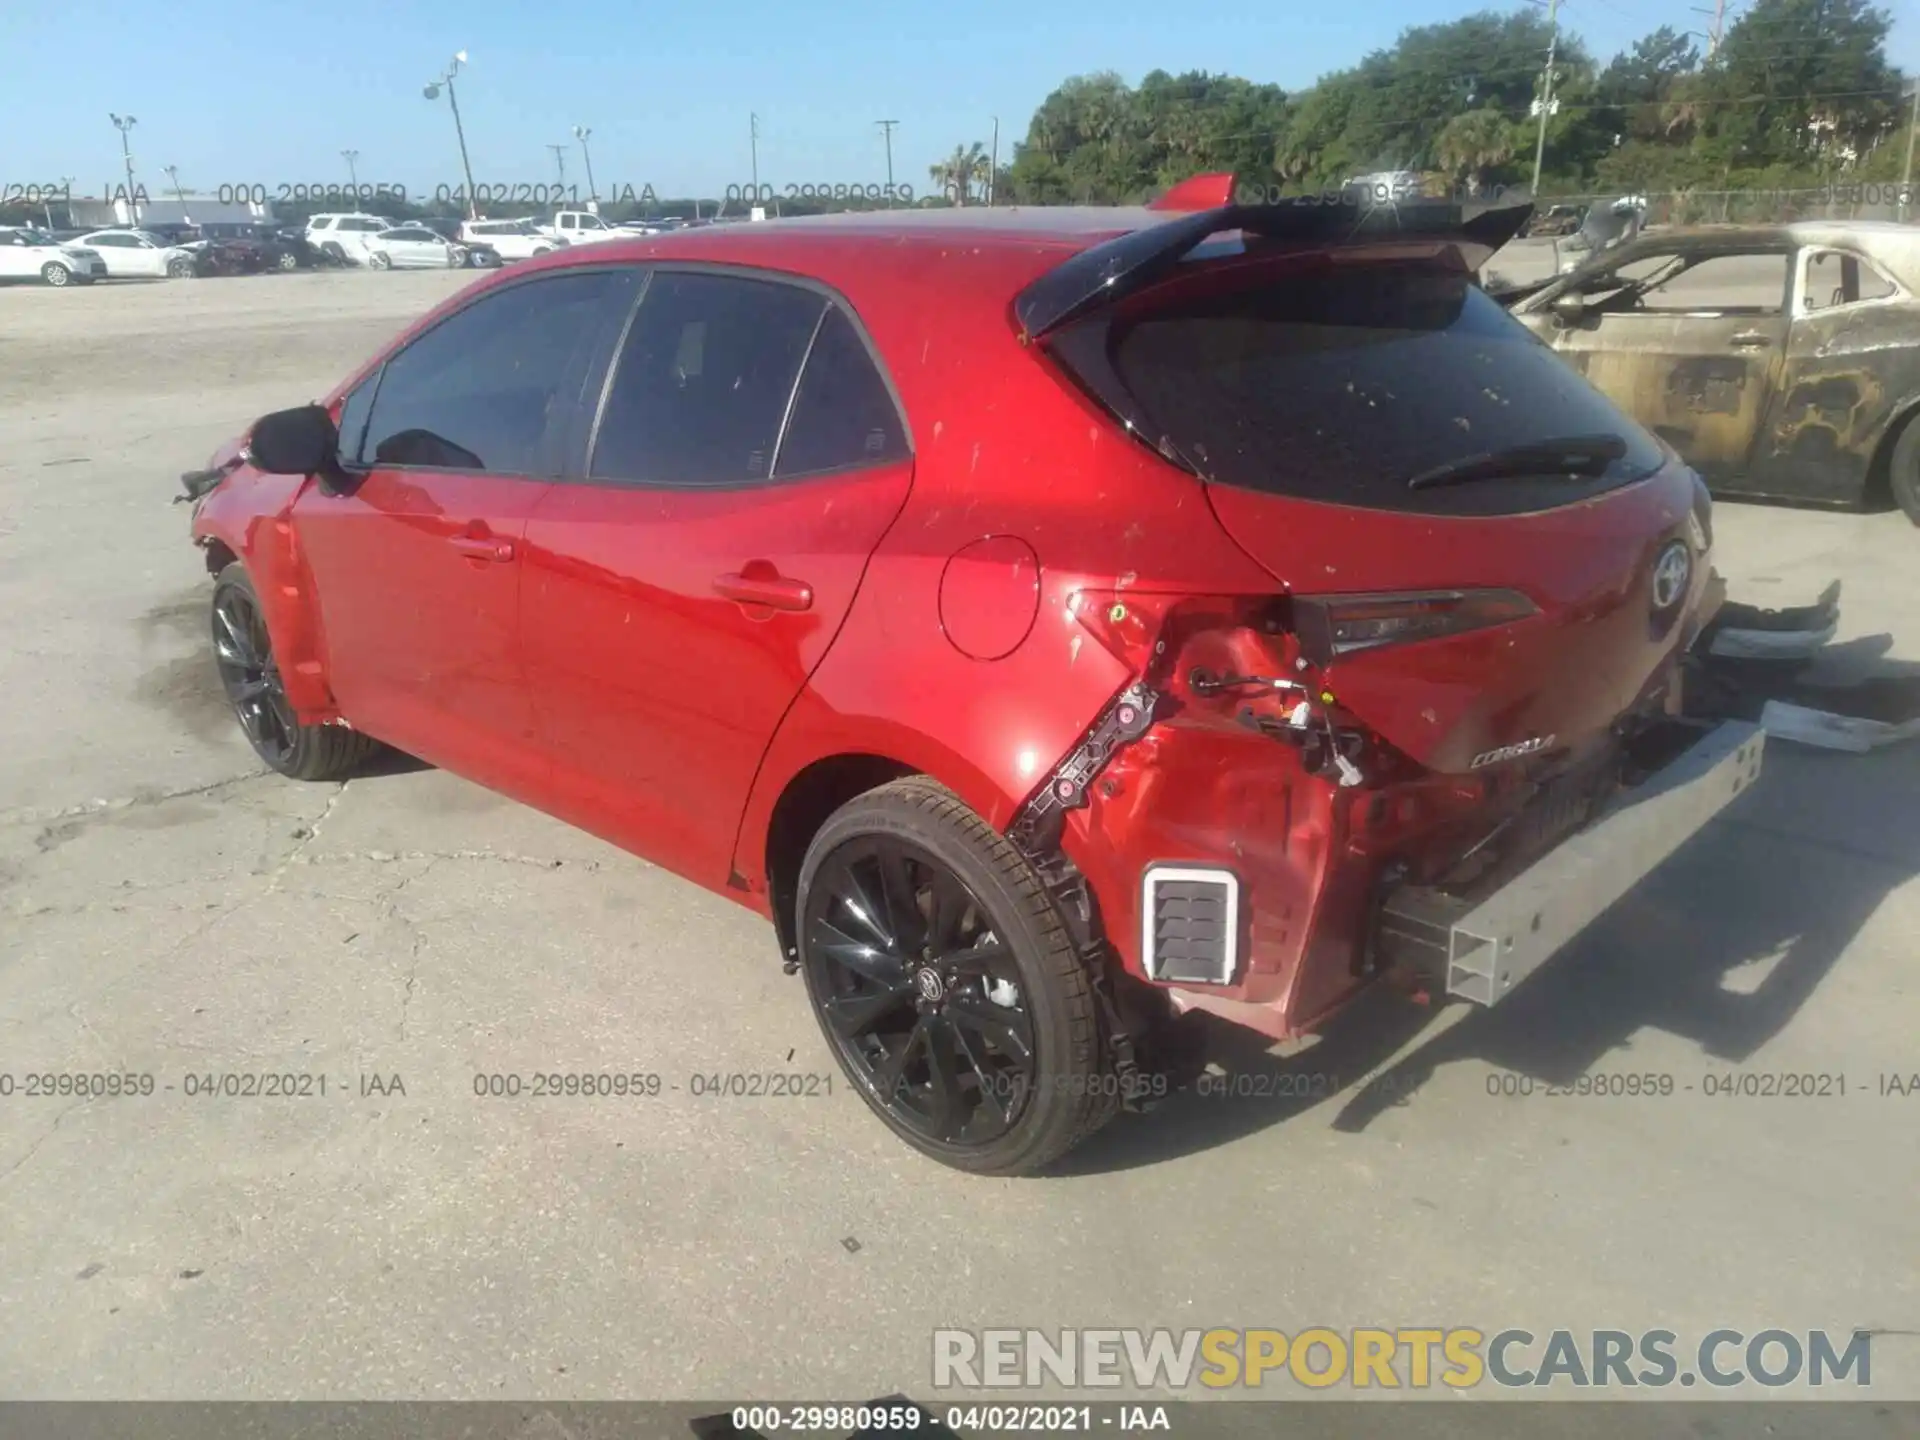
[1040,254,1697,773]
[1055,258,1665,518]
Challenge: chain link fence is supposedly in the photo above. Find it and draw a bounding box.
[1544,186,1919,226]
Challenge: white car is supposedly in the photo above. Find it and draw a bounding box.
[363,225,464,270]
[76,229,196,280]
[304,213,393,266]
[0,226,105,286]
[459,218,567,262]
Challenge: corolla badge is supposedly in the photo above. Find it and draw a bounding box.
[1470,735,1556,769]
[1651,539,1692,612]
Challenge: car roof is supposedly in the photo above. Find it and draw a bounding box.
[1599,220,1920,286]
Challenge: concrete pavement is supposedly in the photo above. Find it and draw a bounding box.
[1,269,1915,1409]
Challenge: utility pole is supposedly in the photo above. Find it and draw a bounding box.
[876,119,898,205]
[988,116,999,207]
[547,144,568,191]
[423,52,478,221]
[1902,80,1919,223]
[1528,0,1560,199]
[342,149,360,191]
[573,126,597,204]
[750,113,761,200]
[1690,0,1727,59]
[163,164,189,225]
[109,113,139,223]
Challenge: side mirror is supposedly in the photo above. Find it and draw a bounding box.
[1550,292,1587,326]
[246,404,338,476]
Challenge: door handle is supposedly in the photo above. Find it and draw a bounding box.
[449,535,515,563]
[714,569,813,612]
[1729,330,1771,348]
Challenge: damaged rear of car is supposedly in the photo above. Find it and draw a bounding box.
[746,197,1763,1174]
[1023,203,1755,1033]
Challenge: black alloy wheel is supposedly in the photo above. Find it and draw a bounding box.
[796,777,1117,1175]
[212,574,298,769]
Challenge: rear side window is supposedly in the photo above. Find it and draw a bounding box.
[775,306,908,476]
[590,271,826,486]
[358,270,622,474]
[1069,262,1667,517]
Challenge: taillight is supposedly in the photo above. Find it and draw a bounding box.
[1291,588,1537,663]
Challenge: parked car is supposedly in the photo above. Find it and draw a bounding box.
[1554,196,1648,273]
[186,188,1758,1174]
[304,213,393,266]
[75,228,197,279]
[0,225,105,285]
[459,218,566,262]
[1526,203,1584,237]
[1508,221,1920,522]
[418,216,502,268]
[363,225,465,270]
[197,223,314,272]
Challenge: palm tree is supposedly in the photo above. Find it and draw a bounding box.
[1435,108,1518,195]
[930,142,988,205]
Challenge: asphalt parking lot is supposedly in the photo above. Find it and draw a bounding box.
[1,267,1917,1408]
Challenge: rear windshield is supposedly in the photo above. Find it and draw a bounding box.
[1068,260,1667,516]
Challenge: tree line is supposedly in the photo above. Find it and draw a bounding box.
[927,0,1909,205]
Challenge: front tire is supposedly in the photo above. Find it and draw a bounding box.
[1888,413,1920,526]
[795,776,1116,1176]
[167,257,195,279]
[211,563,382,781]
[367,251,392,271]
[41,262,70,287]
[277,250,298,271]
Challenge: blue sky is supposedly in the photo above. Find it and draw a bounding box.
[4,0,1916,200]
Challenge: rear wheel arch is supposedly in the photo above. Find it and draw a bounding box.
[1865,394,1920,514]
[763,753,921,966]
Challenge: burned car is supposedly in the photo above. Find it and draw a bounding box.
[1507,222,1920,523]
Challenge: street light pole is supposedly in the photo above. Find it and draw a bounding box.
[573,126,597,205]
[342,149,361,193]
[423,53,479,221]
[750,113,761,201]
[109,113,139,223]
[876,119,898,206]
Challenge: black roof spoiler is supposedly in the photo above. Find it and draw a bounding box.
[1014,198,1534,343]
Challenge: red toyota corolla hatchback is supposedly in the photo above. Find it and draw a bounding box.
[184,184,1762,1174]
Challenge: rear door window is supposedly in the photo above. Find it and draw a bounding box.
[1059,260,1667,516]
[774,306,909,477]
[590,271,827,486]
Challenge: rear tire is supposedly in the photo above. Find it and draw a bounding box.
[367,251,392,271]
[277,250,298,271]
[794,776,1117,1176]
[1888,414,1920,526]
[211,563,383,781]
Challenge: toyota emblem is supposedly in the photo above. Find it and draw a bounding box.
[915,968,945,1002]
[1650,540,1691,612]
